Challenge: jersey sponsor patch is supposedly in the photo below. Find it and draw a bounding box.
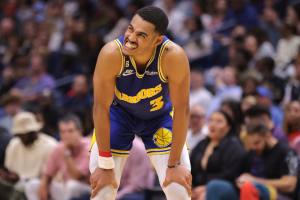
[153,128,172,147]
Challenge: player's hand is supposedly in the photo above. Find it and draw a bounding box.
[90,167,118,199]
[38,185,50,200]
[162,163,192,197]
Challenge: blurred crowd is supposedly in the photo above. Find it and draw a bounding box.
[0,0,300,200]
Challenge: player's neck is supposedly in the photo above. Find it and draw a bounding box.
[132,46,156,68]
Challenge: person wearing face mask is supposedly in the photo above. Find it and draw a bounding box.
[25,114,91,200]
[190,110,246,200]
[0,112,57,200]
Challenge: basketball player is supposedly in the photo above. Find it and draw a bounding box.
[89,6,191,200]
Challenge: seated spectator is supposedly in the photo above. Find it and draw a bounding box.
[283,54,300,105]
[0,112,57,200]
[224,0,258,29]
[245,105,289,145]
[207,0,228,29]
[63,75,93,113]
[259,6,281,48]
[206,67,243,118]
[25,114,91,200]
[276,23,300,70]
[0,66,18,98]
[189,70,212,109]
[187,105,208,154]
[116,137,154,200]
[282,101,300,148]
[206,120,298,200]
[0,93,22,133]
[254,86,283,128]
[182,16,212,60]
[245,28,276,68]
[37,89,64,138]
[256,56,286,105]
[241,95,257,112]
[190,110,246,200]
[11,54,55,102]
[0,127,12,168]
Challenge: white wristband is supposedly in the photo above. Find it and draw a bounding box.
[98,156,115,169]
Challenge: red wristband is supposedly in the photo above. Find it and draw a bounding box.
[99,151,112,157]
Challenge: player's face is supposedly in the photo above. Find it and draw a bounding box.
[247,133,268,156]
[122,15,163,56]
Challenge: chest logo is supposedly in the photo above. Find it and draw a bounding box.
[153,128,172,147]
[123,69,135,76]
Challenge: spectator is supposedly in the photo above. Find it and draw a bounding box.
[0,93,22,133]
[12,54,55,102]
[0,127,12,168]
[25,114,91,200]
[0,18,15,56]
[116,137,154,200]
[241,76,259,97]
[276,23,300,70]
[282,101,300,148]
[221,100,244,135]
[37,89,64,138]
[283,54,300,105]
[254,86,283,128]
[206,120,298,200]
[224,0,258,29]
[245,28,276,68]
[153,0,188,38]
[1,112,57,200]
[63,75,93,113]
[207,67,243,118]
[103,5,130,44]
[0,66,17,98]
[190,110,246,200]
[182,16,212,60]
[208,0,228,29]
[189,70,212,109]
[256,56,286,104]
[187,105,208,154]
[286,4,300,35]
[19,21,37,56]
[241,95,257,111]
[192,0,212,29]
[245,105,289,145]
[260,6,281,48]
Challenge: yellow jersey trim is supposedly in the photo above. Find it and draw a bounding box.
[147,151,171,156]
[114,39,125,78]
[146,147,171,152]
[111,153,129,157]
[111,149,130,153]
[129,47,157,78]
[158,40,171,83]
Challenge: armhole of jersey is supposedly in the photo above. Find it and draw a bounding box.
[158,40,172,83]
[114,39,124,78]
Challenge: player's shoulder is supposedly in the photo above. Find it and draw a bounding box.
[100,40,122,58]
[161,42,188,63]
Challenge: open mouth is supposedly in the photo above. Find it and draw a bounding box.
[124,38,137,50]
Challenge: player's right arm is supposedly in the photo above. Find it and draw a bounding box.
[90,41,122,198]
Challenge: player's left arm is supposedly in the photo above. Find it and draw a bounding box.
[161,43,192,196]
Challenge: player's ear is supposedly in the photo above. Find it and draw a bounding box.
[154,35,164,46]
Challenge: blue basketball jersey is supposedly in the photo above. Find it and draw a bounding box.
[113,35,173,120]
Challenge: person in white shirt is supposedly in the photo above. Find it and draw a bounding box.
[190,70,213,109]
[186,104,209,154]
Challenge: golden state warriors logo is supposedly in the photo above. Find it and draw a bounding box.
[153,128,172,147]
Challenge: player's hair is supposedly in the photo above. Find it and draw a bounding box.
[244,105,271,119]
[135,6,169,35]
[246,119,269,137]
[58,114,83,131]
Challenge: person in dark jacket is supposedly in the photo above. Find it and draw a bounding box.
[190,110,246,200]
